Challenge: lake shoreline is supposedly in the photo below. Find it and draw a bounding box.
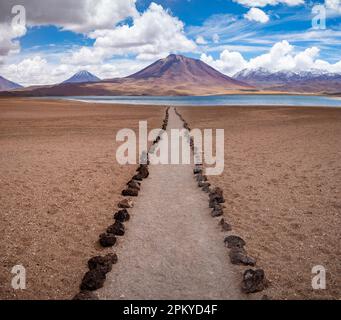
[45,94,341,108]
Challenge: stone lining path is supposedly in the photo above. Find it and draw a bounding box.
[97,108,245,300]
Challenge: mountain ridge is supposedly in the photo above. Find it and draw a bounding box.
[233,68,341,93]
[2,54,252,96]
[0,75,22,92]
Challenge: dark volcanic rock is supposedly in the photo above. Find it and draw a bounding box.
[229,247,256,266]
[211,187,223,196]
[211,206,223,217]
[242,269,268,294]
[99,233,117,247]
[209,187,225,203]
[193,166,203,175]
[114,209,130,222]
[202,185,211,193]
[88,253,118,274]
[196,174,207,182]
[209,190,225,204]
[209,198,220,208]
[122,188,138,197]
[107,221,125,236]
[136,165,149,179]
[198,181,210,188]
[73,291,99,300]
[132,174,143,181]
[224,235,246,249]
[118,198,134,209]
[219,218,232,232]
[80,269,106,291]
[127,180,141,191]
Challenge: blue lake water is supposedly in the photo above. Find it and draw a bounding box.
[60,95,341,107]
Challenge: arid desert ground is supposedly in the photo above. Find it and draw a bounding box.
[0,99,340,300]
[0,99,164,299]
[181,106,341,299]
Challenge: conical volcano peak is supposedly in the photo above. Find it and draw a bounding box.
[127,54,250,89]
[62,70,100,84]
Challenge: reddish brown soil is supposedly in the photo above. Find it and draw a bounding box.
[0,98,164,300]
[181,106,341,300]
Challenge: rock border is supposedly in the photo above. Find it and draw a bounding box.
[72,107,170,300]
[174,107,269,296]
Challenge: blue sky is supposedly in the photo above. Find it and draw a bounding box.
[1,0,341,85]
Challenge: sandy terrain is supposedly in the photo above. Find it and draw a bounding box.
[180,106,341,300]
[0,98,164,300]
[97,108,245,300]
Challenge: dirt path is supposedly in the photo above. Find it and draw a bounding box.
[97,108,245,300]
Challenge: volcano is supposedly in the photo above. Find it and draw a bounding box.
[125,54,249,88]
[62,70,100,84]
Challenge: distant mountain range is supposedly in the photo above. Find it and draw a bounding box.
[233,68,341,93]
[1,54,251,96]
[62,70,100,84]
[1,56,341,96]
[0,75,22,92]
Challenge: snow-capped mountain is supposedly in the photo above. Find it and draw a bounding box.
[62,70,100,84]
[233,68,341,93]
[234,68,341,86]
[0,75,22,91]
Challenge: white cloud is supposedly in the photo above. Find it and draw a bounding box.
[0,0,138,34]
[0,0,137,63]
[201,50,247,75]
[201,40,341,75]
[325,0,341,12]
[0,21,26,63]
[67,3,196,64]
[233,0,304,7]
[325,0,341,17]
[0,55,150,86]
[196,36,207,45]
[244,8,270,23]
[0,56,50,86]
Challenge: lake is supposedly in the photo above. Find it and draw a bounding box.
[61,95,341,107]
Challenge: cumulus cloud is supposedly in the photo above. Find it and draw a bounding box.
[326,0,341,11]
[66,3,196,64]
[0,0,137,63]
[233,0,304,7]
[201,40,341,75]
[201,50,247,75]
[0,23,26,63]
[0,55,150,86]
[0,56,50,85]
[0,0,138,33]
[244,8,270,23]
